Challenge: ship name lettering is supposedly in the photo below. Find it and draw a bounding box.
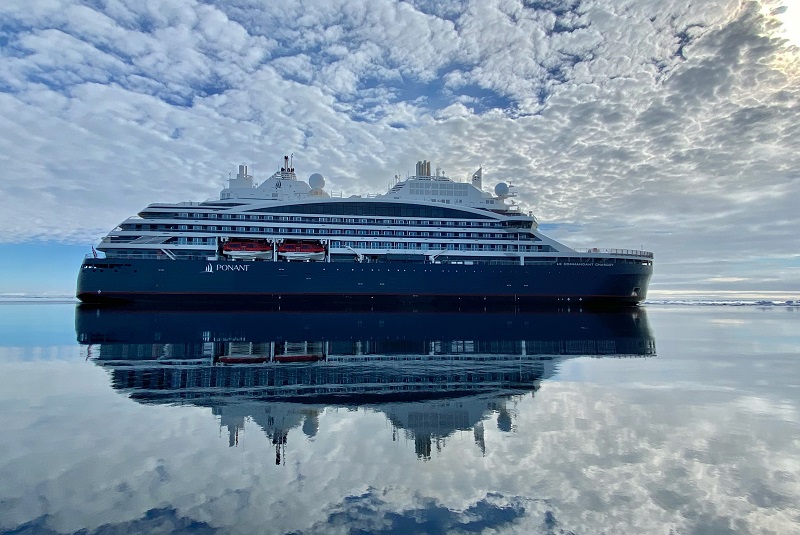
[216,264,250,272]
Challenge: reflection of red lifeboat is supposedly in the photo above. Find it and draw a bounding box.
[277,242,326,261]
[274,354,325,363]
[218,356,268,364]
[223,240,273,260]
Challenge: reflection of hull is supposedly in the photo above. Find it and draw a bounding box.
[76,306,654,352]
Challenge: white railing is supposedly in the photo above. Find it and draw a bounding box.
[577,248,653,259]
[131,236,171,244]
[92,251,212,260]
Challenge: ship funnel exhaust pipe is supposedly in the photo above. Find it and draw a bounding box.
[415,160,433,177]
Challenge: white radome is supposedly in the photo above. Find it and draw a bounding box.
[308,173,325,190]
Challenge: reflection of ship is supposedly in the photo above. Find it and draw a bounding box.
[77,307,655,461]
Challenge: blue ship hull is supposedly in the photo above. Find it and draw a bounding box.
[77,257,652,306]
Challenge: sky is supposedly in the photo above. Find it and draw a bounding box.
[0,0,798,298]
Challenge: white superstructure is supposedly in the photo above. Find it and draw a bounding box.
[98,156,652,265]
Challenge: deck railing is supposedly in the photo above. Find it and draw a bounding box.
[576,248,653,259]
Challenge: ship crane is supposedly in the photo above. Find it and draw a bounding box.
[427,249,448,263]
[345,245,364,263]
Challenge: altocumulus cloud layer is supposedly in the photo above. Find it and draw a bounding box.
[0,0,798,296]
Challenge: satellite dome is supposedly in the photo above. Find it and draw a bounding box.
[308,173,325,189]
[494,182,509,197]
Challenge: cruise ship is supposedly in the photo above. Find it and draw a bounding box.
[77,156,653,305]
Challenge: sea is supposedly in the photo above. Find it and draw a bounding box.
[0,301,798,535]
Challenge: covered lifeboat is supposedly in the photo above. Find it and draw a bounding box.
[277,241,326,262]
[222,239,273,260]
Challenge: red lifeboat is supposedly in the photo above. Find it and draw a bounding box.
[277,241,326,261]
[222,240,273,259]
[277,242,325,253]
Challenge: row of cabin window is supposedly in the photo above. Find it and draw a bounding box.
[122,225,536,241]
[165,238,547,252]
[144,212,504,227]
[409,189,468,196]
[107,245,552,259]
[328,242,549,252]
[128,222,530,236]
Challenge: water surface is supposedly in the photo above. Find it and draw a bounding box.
[0,303,798,534]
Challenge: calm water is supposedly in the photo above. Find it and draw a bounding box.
[0,303,798,535]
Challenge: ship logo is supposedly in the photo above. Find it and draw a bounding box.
[203,264,213,273]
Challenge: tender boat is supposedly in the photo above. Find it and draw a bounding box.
[222,240,273,260]
[277,242,326,262]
